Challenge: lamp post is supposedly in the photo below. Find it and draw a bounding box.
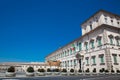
[75,53,84,72]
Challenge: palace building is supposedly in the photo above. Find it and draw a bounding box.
[45,10,120,73]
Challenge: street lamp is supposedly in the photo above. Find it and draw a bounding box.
[75,53,84,71]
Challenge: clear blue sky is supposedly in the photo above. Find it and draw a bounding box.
[0,0,120,62]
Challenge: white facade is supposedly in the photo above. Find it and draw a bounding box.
[45,10,120,73]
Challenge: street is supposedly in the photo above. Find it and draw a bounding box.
[0,74,120,80]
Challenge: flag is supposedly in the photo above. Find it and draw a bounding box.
[71,44,75,51]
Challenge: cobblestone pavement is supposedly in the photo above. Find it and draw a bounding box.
[0,75,120,80]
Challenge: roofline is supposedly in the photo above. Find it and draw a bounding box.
[45,36,83,58]
[81,9,120,26]
[45,10,120,58]
[45,24,120,58]
[45,26,102,58]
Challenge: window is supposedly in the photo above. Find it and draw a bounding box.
[74,47,76,53]
[117,22,119,25]
[97,39,102,47]
[90,41,94,49]
[111,20,113,24]
[79,42,82,51]
[71,44,76,53]
[116,39,120,46]
[70,49,72,54]
[108,35,114,45]
[97,36,102,47]
[115,36,120,46]
[87,59,89,64]
[100,55,104,63]
[85,42,88,50]
[62,53,63,57]
[74,59,76,66]
[113,55,117,63]
[65,51,66,56]
[65,61,67,67]
[96,20,98,22]
[92,57,96,64]
[63,52,64,57]
[95,17,98,22]
[90,25,92,30]
[67,50,69,56]
[110,37,113,45]
[104,18,107,23]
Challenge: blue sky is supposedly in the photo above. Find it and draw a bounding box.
[0,0,120,62]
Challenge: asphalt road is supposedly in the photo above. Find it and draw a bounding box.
[0,75,120,80]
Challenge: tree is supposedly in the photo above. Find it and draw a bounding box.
[86,68,89,73]
[78,69,82,73]
[7,66,15,72]
[27,67,34,73]
[111,69,114,73]
[53,69,59,72]
[38,69,45,72]
[47,68,51,72]
[70,69,74,73]
[93,68,96,73]
[62,69,67,72]
[105,69,109,73]
[116,70,120,73]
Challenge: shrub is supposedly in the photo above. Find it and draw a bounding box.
[78,69,82,73]
[53,69,59,72]
[86,68,89,73]
[38,69,45,72]
[47,68,51,72]
[99,69,103,73]
[100,68,105,73]
[62,69,67,72]
[27,67,34,73]
[111,69,114,73]
[70,69,74,73]
[7,66,15,72]
[93,68,96,73]
[101,68,105,72]
[105,69,109,73]
[116,70,120,73]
